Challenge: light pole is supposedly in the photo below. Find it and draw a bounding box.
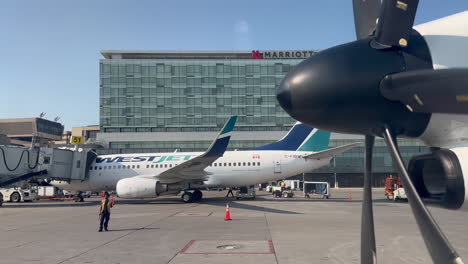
[334,157,338,188]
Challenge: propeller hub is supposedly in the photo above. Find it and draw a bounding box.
[277,38,430,137]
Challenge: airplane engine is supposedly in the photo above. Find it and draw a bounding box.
[408,147,468,210]
[116,177,188,199]
[116,177,162,199]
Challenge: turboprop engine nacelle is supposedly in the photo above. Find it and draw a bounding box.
[408,147,468,210]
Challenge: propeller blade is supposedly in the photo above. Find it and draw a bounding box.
[373,0,419,48]
[382,126,463,264]
[380,68,468,114]
[352,0,381,39]
[361,135,377,263]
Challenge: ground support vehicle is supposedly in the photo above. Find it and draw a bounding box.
[272,186,294,198]
[235,185,256,200]
[393,187,407,202]
[0,187,38,202]
[303,182,330,199]
[384,175,403,200]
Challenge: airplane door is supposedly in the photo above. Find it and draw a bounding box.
[274,160,281,173]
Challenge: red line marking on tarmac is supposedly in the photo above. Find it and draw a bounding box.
[268,240,276,254]
[180,240,196,254]
[167,203,202,217]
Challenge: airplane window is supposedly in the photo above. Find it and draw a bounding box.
[155,164,159,168]
[233,163,236,166]
[132,165,135,169]
[118,166,121,169]
[113,166,116,169]
[137,165,140,169]
[165,164,167,168]
[127,165,130,169]
[228,163,231,166]
[90,167,93,170]
[247,162,250,166]
[146,165,149,168]
[214,163,217,167]
[243,162,246,166]
[170,164,173,168]
[104,166,107,170]
[224,163,227,166]
[95,166,98,170]
[252,163,255,166]
[99,167,102,170]
[257,162,260,166]
[238,162,241,166]
[151,165,154,168]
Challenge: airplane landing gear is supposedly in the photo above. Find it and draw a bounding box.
[181,192,193,203]
[193,190,203,201]
[181,190,203,203]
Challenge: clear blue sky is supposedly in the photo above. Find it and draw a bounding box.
[1,1,467,129]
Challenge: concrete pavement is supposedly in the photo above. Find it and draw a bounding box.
[0,189,467,264]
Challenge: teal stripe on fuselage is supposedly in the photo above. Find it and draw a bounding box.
[297,130,331,152]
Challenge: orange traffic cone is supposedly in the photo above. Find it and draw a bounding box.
[347,192,352,201]
[224,203,232,221]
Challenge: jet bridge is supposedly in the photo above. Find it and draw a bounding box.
[0,145,96,187]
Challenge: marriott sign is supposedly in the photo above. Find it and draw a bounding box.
[251,50,318,59]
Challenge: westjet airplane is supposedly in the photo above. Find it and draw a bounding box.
[52,116,358,203]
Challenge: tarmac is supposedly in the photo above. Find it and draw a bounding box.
[0,188,467,264]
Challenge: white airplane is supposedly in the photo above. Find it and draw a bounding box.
[51,116,358,203]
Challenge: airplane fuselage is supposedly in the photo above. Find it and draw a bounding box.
[51,150,330,192]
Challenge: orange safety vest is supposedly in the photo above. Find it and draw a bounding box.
[100,198,114,213]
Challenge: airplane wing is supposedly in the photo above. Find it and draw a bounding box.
[303,142,361,160]
[156,116,237,180]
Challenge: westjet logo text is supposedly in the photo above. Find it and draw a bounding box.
[96,155,195,164]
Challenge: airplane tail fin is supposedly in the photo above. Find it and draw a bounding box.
[203,116,237,157]
[255,122,331,152]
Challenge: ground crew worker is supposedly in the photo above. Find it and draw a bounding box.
[226,187,234,197]
[280,181,286,192]
[99,192,114,232]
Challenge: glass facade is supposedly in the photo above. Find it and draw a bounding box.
[98,50,430,181]
[100,58,300,130]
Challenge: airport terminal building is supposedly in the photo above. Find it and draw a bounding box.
[96,50,428,186]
